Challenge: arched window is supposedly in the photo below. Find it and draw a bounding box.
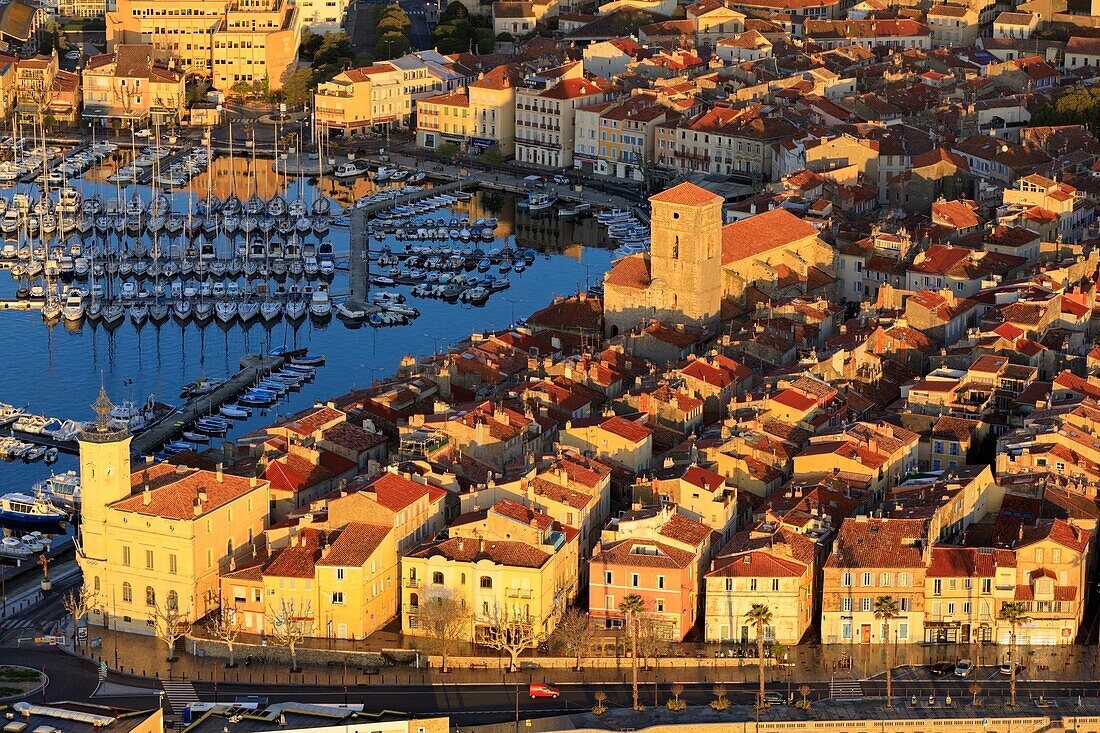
[122,582,132,603]
[432,571,444,585]
[93,576,100,593]
[409,593,419,608]
[146,586,156,606]
[479,576,493,589]
[167,590,178,611]
[227,539,234,556]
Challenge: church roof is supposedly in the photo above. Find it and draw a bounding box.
[650,182,723,207]
[604,253,652,289]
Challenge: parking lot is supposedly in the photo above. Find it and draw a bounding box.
[883,662,1030,683]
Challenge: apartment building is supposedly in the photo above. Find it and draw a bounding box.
[416,88,470,150]
[924,545,1015,644]
[655,104,797,181]
[401,499,579,642]
[573,95,673,180]
[821,517,930,644]
[78,392,270,635]
[703,521,818,644]
[1000,174,1095,242]
[514,61,616,169]
[82,44,186,127]
[588,505,716,640]
[220,521,398,640]
[106,0,300,92]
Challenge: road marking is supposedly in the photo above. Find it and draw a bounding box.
[161,680,200,714]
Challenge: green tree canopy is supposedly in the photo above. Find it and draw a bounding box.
[375,31,410,60]
[1032,87,1100,133]
[440,0,469,21]
[281,68,315,107]
[315,31,351,65]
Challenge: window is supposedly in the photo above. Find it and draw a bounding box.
[657,575,665,589]
[1035,548,1043,563]
[899,573,912,587]
[840,597,853,612]
[605,571,613,584]
[1053,549,1061,563]
[167,590,178,611]
[605,595,615,610]
[122,546,131,566]
[933,579,942,595]
[332,592,345,604]
[860,597,872,612]
[898,622,909,640]
[433,571,444,585]
[725,578,734,592]
[772,578,780,592]
[982,578,992,594]
[842,572,852,587]
[145,586,156,606]
[122,582,132,603]
[145,549,154,570]
[842,622,852,640]
[655,599,664,612]
[899,597,911,612]
[479,576,493,589]
[880,572,893,587]
[861,572,872,587]
[169,554,177,574]
[631,573,639,587]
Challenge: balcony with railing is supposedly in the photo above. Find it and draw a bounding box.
[505,588,533,599]
[405,578,420,589]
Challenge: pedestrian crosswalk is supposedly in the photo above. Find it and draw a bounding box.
[161,680,200,715]
[829,680,864,701]
[2,619,38,630]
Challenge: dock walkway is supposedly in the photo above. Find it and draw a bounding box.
[129,353,284,455]
[19,143,89,185]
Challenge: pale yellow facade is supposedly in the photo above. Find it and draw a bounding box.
[106,0,300,92]
[402,502,579,642]
[78,407,269,634]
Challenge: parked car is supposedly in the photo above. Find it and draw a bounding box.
[999,662,1025,676]
[64,50,80,60]
[930,662,955,677]
[954,659,974,678]
[134,128,153,138]
[552,174,570,185]
[529,683,560,699]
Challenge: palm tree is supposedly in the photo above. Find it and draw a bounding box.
[998,601,1030,707]
[620,594,646,711]
[873,595,900,708]
[744,604,773,707]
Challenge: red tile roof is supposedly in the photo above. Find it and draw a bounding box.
[116,463,260,520]
[722,209,819,265]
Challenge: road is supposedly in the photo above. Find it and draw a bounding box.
[399,0,433,51]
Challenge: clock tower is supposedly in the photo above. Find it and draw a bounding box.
[77,386,132,566]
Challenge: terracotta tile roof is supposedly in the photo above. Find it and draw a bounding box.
[927,545,1014,577]
[600,415,652,443]
[825,517,929,568]
[604,253,651,289]
[708,549,807,577]
[530,477,592,509]
[115,463,260,520]
[317,522,392,567]
[722,209,819,265]
[369,472,443,512]
[599,538,696,568]
[1017,518,1090,553]
[650,181,723,207]
[410,536,551,568]
[659,511,714,547]
[322,421,386,452]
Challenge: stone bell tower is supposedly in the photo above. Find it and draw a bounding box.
[77,386,132,566]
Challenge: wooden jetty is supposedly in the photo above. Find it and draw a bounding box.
[19,143,89,185]
[355,177,478,216]
[0,424,79,455]
[129,353,285,455]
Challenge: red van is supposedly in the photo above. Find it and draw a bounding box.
[529,683,560,699]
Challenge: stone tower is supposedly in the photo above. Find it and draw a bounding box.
[77,386,132,567]
[648,182,723,329]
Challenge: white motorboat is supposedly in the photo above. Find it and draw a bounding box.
[62,292,85,321]
[334,162,370,179]
[309,289,331,318]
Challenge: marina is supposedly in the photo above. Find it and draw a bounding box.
[0,142,614,492]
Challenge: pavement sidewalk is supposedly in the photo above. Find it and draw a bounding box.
[67,623,1100,688]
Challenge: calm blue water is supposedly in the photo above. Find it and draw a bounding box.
[0,152,613,491]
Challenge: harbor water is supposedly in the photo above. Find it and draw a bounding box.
[0,147,614,495]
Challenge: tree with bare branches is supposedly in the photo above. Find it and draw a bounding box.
[481,608,545,672]
[205,605,243,667]
[416,590,470,673]
[62,585,99,647]
[266,600,314,672]
[152,599,192,663]
[554,608,596,670]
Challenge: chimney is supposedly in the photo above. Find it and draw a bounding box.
[198,488,208,504]
[216,462,224,483]
[143,485,151,506]
[193,497,202,517]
